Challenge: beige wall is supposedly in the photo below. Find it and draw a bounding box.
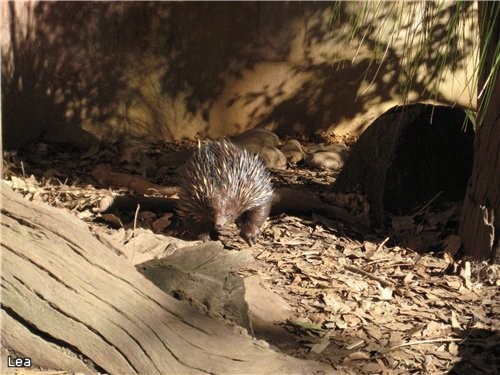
[1,2,478,148]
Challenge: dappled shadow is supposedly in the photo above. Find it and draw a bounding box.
[1,2,138,149]
[449,328,499,374]
[248,59,395,135]
[3,2,322,146]
[158,2,332,120]
[2,2,476,148]
[228,1,475,135]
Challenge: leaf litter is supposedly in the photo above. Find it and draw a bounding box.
[2,141,499,374]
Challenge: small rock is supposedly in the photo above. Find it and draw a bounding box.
[259,146,287,169]
[232,128,280,153]
[306,150,347,171]
[321,143,349,154]
[280,139,305,164]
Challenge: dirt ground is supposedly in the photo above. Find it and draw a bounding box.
[2,139,499,374]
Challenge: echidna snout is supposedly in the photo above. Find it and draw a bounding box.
[210,195,238,229]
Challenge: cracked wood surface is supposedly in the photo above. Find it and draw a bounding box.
[1,184,331,374]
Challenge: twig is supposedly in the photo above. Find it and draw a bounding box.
[365,258,391,266]
[130,204,140,264]
[376,237,390,252]
[344,265,394,288]
[20,161,26,179]
[344,264,403,296]
[390,337,463,350]
[412,191,443,217]
[133,204,140,236]
[346,340,365,350]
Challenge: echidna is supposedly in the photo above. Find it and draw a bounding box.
[176,139,273,245]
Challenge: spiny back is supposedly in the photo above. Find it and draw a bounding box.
[176,139,273,223]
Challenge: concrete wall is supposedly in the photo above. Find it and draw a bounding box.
[1,2,478,149]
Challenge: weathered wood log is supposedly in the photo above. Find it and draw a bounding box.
[137,242,255,333]
[95,193,177,214]
[92,164,177,196]
[0,183,332,374]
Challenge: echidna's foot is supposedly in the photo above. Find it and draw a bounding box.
[237,203,271,246]
[240,222,261,246]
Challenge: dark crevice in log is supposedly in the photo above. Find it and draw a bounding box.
[1,303,105,373]
[141,322,211,374]
[57,276,171,372]
[1,211,51,232]
[30,288,151,375]
[124,305,216,373]
[230,358,245,362]
[63,241,215,336]
[62,279,206,372]
[5,268,140,374]
[138,304,242,369]
[8,241,163,371]
[6,243,79,293]
[1,279,18,295]
[111,325,162,374]
[63,241,222,368]
[8,236,171,369]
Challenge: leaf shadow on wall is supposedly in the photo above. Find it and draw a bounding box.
[1,2,141,149]
[1,2,476,147]
[223,1,475,136]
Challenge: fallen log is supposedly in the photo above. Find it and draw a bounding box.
[0,183,332,374]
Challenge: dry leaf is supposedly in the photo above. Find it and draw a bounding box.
[443,234,461,257]
[363,241,378,252]
[346,351,370,361]
[378,286,393,300]
[152,213,173,232]
[309,337,331,354]
[450,310,461,333]
[445,279,462,290]
[342,314,362,326]
[100,213,124,228]
[289,320,325,332]
[460,261,472,289]
[422,321,446,339]
[389,331,402,347]
[448,341,458,355]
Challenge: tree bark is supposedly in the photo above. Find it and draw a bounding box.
[0,183,332,374]
[459,2,500,262]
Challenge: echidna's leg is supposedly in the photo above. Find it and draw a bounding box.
[186,221,217,242]
[238,202,272,245]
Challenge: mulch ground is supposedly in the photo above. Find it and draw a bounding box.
[3,140,499,374]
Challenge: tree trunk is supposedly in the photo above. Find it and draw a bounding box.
[0,183,332,374]
[459,2,500,262]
